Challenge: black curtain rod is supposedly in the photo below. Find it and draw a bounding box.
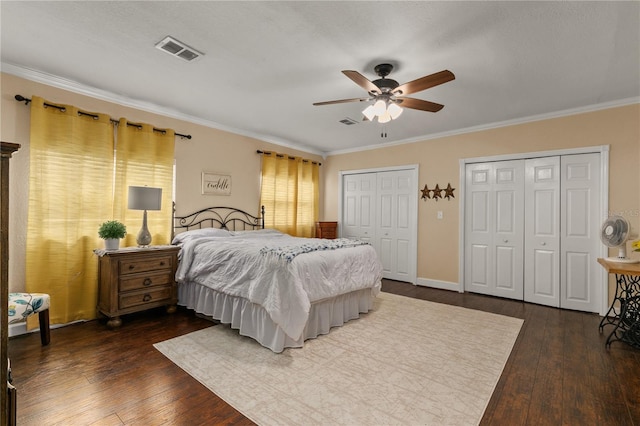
[256,149,321,166]
[15,94,192,140]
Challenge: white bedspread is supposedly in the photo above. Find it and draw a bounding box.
[175,230,383,341]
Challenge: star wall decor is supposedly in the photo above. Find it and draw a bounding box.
[421,184,432,200]
[420,183,456,201]
[432,184,442,201]
[444,183,456,200]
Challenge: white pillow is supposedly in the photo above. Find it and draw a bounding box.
[172,228,231,245]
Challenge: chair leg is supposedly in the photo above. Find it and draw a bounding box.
[38,309,50,346]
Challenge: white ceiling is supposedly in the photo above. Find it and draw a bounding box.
[1,1,638,155]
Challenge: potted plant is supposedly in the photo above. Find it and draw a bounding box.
[98,220,126,250]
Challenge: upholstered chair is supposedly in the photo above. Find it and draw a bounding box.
[8,293,51,345]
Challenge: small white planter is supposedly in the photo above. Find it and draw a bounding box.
[104,238,120,250]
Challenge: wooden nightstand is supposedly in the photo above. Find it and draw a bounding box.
[96,246,180,328]
[315,221,338,239]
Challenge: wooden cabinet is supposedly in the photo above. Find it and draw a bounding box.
[315,221,338,239]
[97,246,180,328]
[1,142,20,426]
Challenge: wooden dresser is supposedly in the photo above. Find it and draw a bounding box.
[1,142,20,426]
[315,221,338,239]
[96,246,179,328]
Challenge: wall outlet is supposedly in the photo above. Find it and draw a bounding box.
[437,211,443,219]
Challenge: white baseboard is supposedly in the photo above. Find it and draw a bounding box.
[9,320,83,338]
[8,323,29,338]
[416,277,462,292]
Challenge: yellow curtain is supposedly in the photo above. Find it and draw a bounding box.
[260,152,319,237]
[26,96,114,327]
[296,159,320,237]
[113,119,175,247]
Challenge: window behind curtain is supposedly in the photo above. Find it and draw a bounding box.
[25,96,115,327]
[259,152,319,237]
[25,99,176,327]
[113,119,175,247]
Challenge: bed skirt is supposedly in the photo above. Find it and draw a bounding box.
[177,282,377,352]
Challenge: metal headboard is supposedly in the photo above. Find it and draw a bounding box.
[174,205,265,236]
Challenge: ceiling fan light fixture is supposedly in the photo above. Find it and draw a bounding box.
[372,99,387,116]
[313,65,455,122]
[378,110,392,124]
[362,105,376,121]
[387,103,403,119]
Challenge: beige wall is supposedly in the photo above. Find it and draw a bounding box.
[2,72,639,299]
[323,105,640,287]
[0,73,323,293]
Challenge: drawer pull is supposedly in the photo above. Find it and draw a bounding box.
[159,261,165,266]
[143,278,152,286]
[143,294,152,302]
[129,265,135,270]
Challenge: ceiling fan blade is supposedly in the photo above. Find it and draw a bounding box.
[342,70,381,94]
[396,97,445,112]
[393,70,455,96]
[313,97,370,106]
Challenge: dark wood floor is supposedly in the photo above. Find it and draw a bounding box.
[8,280,639,425]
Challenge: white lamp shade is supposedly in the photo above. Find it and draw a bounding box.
[362,105,376,121]
[378,111,392,124]
[372,99,386,116]
[128,186,162,211]
[387,103,403,120]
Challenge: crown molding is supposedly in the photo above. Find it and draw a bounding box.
[4,62,636,159]
[1,62,324,156]
[327,97,640,156]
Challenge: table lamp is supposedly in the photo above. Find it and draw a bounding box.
[128,186,162,246]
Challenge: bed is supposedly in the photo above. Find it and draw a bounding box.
[173,206,383,352]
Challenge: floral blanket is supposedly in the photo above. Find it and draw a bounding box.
[260,238,370,262]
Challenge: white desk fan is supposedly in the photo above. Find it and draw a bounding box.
[600,215,639,263]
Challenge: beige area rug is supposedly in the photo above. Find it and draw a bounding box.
[154,292,523,426]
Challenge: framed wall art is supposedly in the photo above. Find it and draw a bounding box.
[202,172,231,195]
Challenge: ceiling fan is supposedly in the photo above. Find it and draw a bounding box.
[313,63,455,123]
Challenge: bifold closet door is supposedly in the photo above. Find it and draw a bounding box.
[524,156,561,307]
[342,169,417,283]
[376,170,414,282]
[465,153,602,312]
[342,173,377,243]
[465,161,525,299]
[560,153,601,312]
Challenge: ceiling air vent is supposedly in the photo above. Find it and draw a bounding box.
[339,117,359,125]
[155,36,203,62]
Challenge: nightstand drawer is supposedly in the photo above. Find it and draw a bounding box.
[319,228,336,239]
[119,287,172,310]
[315,221,338,239]
[97,246,180,328]
[119,255,173,275]
[119,271,173,292]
